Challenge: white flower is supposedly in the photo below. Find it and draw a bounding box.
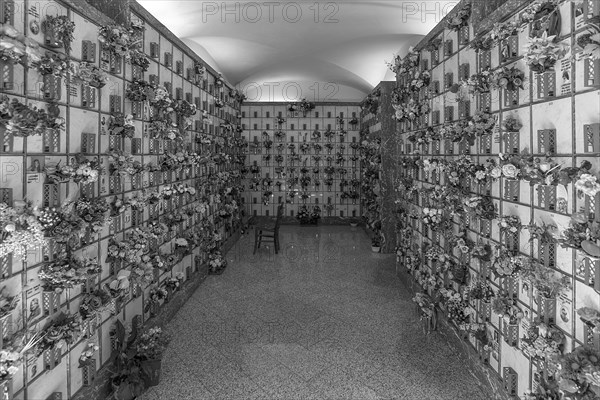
[575,174,600,198]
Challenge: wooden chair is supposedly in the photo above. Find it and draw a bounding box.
[253,203,284,254]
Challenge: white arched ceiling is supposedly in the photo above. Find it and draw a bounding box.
[138,0,459,101]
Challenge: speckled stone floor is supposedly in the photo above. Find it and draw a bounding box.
[142,226,493,400]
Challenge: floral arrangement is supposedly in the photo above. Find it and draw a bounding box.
[491,66,526,91]
[362,93,379,115]
[73,62,108,88]
[134,327,169,361]
[523,261,571,298]
[503,115,523,132]
[464,196,497,220]
[79,342,99,367]
[44,15,76,52]
[440,289,471,326]
[470,35,494,52]
[556,346,600,398]
[208,251,227,274]
[145,286,168,313]
[298,98,315,115]
[69,197,110,233]
[498,215,522,233]
[79,289,112,319]
[47,155,102,184]
[421,207,448,231]
[522,320,565,363]
[37,52,72,76]
[575,30,600,60]
[36,313,83,356]
[126,79,155,102]
[296,205,320,224]
[413,292,435,319]
[0,95,64,137]
[575,174,600,198]
[0,287,18,322]
[491,247,530,277]
[524,32,568,74]
[108,113,135,139]
[468,111,497,136]
[461,68,493,94]
[38,255,101,293]
[0,202,46,258]
[108,150,145,176]
[560,213,600,257]
[466,279,495,301]
[446,2,471,31]
[492,295,524,324]
[98,22,146,64]
[386,49,419,75]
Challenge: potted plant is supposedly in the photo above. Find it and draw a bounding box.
[371,233,382,253]
[110,321,169,399]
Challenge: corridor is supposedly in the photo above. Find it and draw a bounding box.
[143,226,493,400]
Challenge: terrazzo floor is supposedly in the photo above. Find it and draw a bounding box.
[142,226,494,400]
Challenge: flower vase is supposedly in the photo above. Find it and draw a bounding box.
[44,27,63,49]
[140,359,162,387]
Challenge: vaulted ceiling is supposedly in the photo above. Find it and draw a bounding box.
[138,0,459,101]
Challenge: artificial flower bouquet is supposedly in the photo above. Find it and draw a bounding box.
[466,279,495,301]
[126,79,155,102]
[521,320,565,362]
[555,346,600,399]
[524,32,568,74]
[208,251,227,274]
[79,289,113,318]
[46,155,102,184]
[78,342,99,367]
[413,292,435,319]
[43,15,75,51]
[0,95,64,137]
[98,22,145,63]
[446,2,471,31]
[73,62,109,88]
[491,295,524,324]
[36,313,83,356]
[559,212,600,257]
[108,113,135,138]
[0,202,46,258]
[38,255,101,293]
